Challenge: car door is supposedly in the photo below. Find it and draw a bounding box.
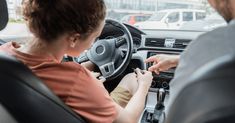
[166,12,181,29]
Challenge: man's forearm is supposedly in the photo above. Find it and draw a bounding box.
[169,55,180,67]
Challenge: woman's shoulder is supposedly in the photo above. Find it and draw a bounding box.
[34,61,96,84]
[55,62,91,77]
[47,61,87,74]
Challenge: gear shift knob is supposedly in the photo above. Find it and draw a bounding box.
[151,88,166,123]
[157,88,166,106]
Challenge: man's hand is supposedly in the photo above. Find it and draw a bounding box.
[145,54,180,74]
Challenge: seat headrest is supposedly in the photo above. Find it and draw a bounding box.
[0,0,8,30]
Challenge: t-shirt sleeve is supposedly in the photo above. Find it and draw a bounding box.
[65,66,118,123]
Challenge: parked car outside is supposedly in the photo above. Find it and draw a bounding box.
[180,13,227,31]
[121,14,151,25]
[134,9,206,30]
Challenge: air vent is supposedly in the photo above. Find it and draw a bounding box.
[145,38,191,49]
[174,39,191,49]
[145,38,165,47]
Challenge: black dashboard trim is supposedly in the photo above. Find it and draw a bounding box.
[137,47,184,52]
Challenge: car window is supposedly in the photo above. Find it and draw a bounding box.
[136,16,150,22]
[1,0,228,37]
[135,16,143,21]
[196,12,206,20]
[148,12,167,21]
[143,16,150,21]
[167,12,180,23]
[183,12,193,21]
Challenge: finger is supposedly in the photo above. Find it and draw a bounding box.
[92,72,101,78]
[148,63,161,72]
[99,78,106,83]
[153,61,157,65]
[154,70,160,75]
[140,70,148,74]
[130,72,137,77]
[148,62,157,70]
[135,68,143,76]
[145,56,158,63]
[98,76,106,83]
[129,72,137,76]
[142,70,147,72]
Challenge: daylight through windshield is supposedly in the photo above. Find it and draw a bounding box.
[0,0,227,38]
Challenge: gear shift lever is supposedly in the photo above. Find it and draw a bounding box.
[157,88,166,106]
[151,88,166,123]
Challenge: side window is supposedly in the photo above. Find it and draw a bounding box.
[183,12,193,21]
[196,12,206,20]
[167,12,180,23]
[135,16,142,22]
[141,16,150,21]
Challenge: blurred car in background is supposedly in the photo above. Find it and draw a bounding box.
[134,9,206,30]
[120,14,151,25]
[180,13,227,31]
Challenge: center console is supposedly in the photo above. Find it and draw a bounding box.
[139,51,178,123]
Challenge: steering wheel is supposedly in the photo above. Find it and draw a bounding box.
[77,19,133,80]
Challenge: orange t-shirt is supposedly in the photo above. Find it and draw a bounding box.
[0,42,118,123]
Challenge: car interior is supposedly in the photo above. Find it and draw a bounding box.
[1,0,235,123]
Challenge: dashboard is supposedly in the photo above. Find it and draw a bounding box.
[100,23,205,90]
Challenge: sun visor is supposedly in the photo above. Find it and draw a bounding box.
[0,0,8,31]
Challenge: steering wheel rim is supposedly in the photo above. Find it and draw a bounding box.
[79,19,133,80]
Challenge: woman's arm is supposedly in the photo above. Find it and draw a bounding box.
[114,69,153,123]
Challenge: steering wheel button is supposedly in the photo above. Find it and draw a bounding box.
[96,45,105,55]
[104,66,109,73]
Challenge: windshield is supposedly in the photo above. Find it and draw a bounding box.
[0,0,228,38]
[148,12,167,21]
[105,0,227,31]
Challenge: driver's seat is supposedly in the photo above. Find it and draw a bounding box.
[0,53,86,123]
